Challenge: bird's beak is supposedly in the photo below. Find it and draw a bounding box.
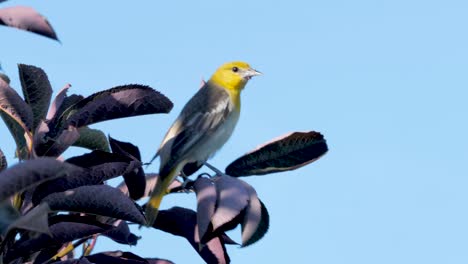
[244,68,262,80]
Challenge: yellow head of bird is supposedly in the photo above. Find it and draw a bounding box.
[209,61,261,93]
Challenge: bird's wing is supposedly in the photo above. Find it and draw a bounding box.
[158,84,233,176]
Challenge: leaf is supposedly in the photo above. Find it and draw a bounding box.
[0,148,6,171]
[32,151,140,204]
[85,251,149,264]
[109,136,141,161]
[109,136,145,200]
[211,176,249,233]
[64,85,173,128]
[118,173,183,199]
[146,259,176,264]
[5,222,110,263]
[182,161,204,177]
[65,149,133,168]
[48,214,112,228]
[0,72,10,84]
[194,177,216,243]
[18,64,53,130]
[0,77,34,136]
[51,258,94,264]
[34,125,80,157]
[46,83,71,120]
[0,201,19,235]
[73,127,110,152]
[42,185,146,225]
[1,113,29,159]
[102,220,139,246]
[47,93,84,135]
[0,6,59,41]
[153,207,230,264]
[226,131,328,176]
[33,245,65,264]
[239,180,269,247]
[121,166,145,201]
[0,157,83,202]
[1,112,29,159]
[6,203,51,236]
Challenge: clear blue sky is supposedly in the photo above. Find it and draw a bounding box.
[1,0,468,263]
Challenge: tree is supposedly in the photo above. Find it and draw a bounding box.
[0,3,328,264]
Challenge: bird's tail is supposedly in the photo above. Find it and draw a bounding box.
[145,168,178,227]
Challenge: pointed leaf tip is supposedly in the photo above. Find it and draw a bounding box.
[0,158,82,202]
[0,6,59,41]
[18,64,53,130]
[242,196,269,247]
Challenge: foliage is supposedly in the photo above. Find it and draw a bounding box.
[0,4,328,264]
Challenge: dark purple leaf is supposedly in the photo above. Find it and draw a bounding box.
[6,203,51,235]
[42,185,146,224]
[0,72,10,84]
[18,64,52,130]
[33,245,64,264]
[85,251,148,264]
[46,83,71,120]
[1,111,29,159]
[65,85,173,128]
[48,215,112,231]
[122,167,145,200]
[118,173,183,198]
[34,125,80,157]
[0,6,59,41]
[73,127,110,152]
[0,158,83,202]
[32,119,49,147]
[32,151,140,204]
[102,220,139,246]
[226,131,328,176]
[66,149,131,167]
[0,78,33,149]
[0,201,19,234]
[109,136,141,161]
[194,177,216,243]
[221,233,239,245]
[211,176,249,233]
[51,258,93,264]
[109,136,145,200]
[239,180,269,247]
[47,93,84,134]
[0,148,6,171]
[181,161,204,177]
[5,222,109,263]
[153,207,230,264]
[146,259,175,264]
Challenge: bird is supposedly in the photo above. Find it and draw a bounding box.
[145,61,261,226]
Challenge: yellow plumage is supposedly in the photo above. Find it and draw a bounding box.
[145,61,261,226]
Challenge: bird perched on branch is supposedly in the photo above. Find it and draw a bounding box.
[145,61,261,226]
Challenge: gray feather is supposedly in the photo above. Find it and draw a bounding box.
[159,82,234,178]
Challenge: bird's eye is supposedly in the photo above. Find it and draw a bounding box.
[232,66,239,72]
